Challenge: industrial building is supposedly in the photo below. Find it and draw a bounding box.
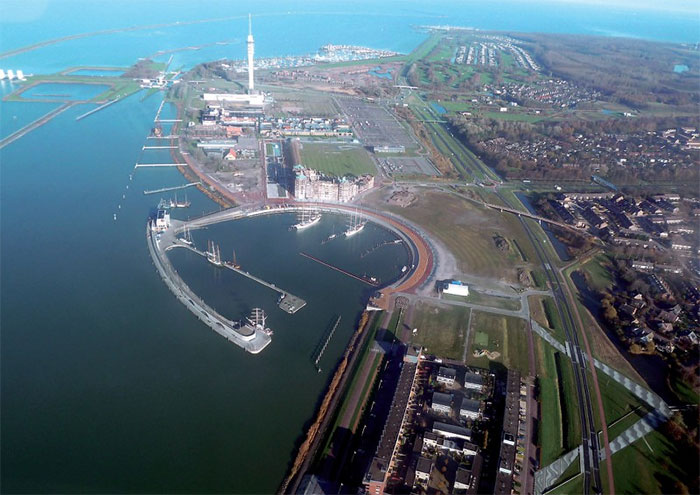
[443,280,470,297]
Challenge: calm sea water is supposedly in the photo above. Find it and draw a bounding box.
[1,1,696,492]
[1,0,698,74]
[0,87,409,490]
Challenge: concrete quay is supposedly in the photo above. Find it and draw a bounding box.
[167,239,306,314]
[147,222,271,354]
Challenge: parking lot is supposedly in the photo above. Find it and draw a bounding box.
[378,156,440,176]
[336,96,417,149]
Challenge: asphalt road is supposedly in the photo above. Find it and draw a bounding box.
[497,191,603,494]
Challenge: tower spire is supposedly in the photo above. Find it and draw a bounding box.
[246,13,255,93]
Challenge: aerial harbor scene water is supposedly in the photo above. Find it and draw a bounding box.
[1,1,699,494]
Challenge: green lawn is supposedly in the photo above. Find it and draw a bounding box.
[383,190,537,285]
[410,301,470,360]
[321,311,383,455]
[465,311,529,373]
[541,296,567,343]
[549,455,581,492]
[535,335,565,466]
[298,143,376,177]
[405,34,441,64]
[484,111,543,122]
[533,332,583,468]
[444,289,521,311]
[556,352,582,453]
[435,100,474,113]
[579,254,613,292]
[5,74,142,103]
[474,331,489,347]
[594,370,650,431]
[611,428,696,495]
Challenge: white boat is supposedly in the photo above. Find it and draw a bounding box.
[344,208,366,237]
[344,222,366,237]
[206,240,222,266]
[292,210,321,230]
[180,225,193,246]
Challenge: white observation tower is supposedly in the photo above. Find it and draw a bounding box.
[247,13,255,93]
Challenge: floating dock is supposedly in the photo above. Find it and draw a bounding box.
[175,241,306,314]
[313,316,342,371]
[75,98,120,121]
[299,251,379,287]
[143,182,200,195]
[147,223,271,354]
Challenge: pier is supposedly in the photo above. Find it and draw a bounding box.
[142,145,178,150]
[143,182,200,195]
[0,103,74,149]
[146,135,179,139]
[171,240,306,314]
[135,163,182,168]
[313,316,342,371]
[75,97,120,121]
[299,252,379,287]
[360,239,403,258]
[147,223,271,354]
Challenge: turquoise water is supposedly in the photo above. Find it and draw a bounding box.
[674,64,689,73]
[1,1,698,74]
[0,99,60,138]
[68,68,125,76]
[430,102,447,114]
[369,66,394,79]
[19,82,109,101]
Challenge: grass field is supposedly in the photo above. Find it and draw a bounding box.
[533,332,584,467]
[593,369,650,432]
[610,428,694,495]
[539,295,567,343]
[383,190,538,284]
[484,111,544,122]
[578,254,613,292]
[444,290,521,311]
[321,311,384,456]
[556,351,582,453]
[465,311,529,373]
[6,74,142,103]
[549,455,581,493]
[298,142,376,177]
[535,334,566,466]
[410,301,470,360]
[435,100,475,113]
[404,34,441,64]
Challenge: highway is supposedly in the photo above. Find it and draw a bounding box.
[497,191,603,494]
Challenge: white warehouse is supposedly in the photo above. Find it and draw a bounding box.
[443,280,469,297]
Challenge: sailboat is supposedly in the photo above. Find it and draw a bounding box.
[344,208,366,237]
[180,225,193,245]
[225,249,241,269]
[292,209,321,230]
[206,240,222,266]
